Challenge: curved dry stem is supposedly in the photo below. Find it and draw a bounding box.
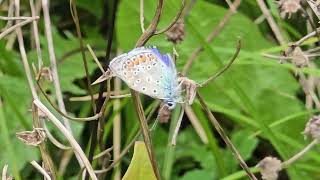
[30,161,52,180]
[43,123,72,150]
[30,0,43,69]
[196,92,257,180]
[93,147,113,160]
[154,0,185,35]
[281,139,318,168]
[0,16,39,40]
[294,27,320,47]
[69,93,131,102]
[200,40,241,87]
[34,99,98,180]
[36,80,101,121]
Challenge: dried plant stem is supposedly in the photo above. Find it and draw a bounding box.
[29,0,43,69]
[0,16,39,40]
[281,139,318,168]
[154,0,185,35]
[196,92,257,180]
[32,105,56,179]
[184,105,208,144]
[182,0,241,75]
[93,147,113,160]
[36,81,102,121]
[87,44,105,73]
[43,123,72,150]
[70,0,96,112]
[69,93,131,101]
[34,99,98,180]
[113,77,122,180]
[256,0,286,45]
[140,0,145,33]
[0,16,34,20]
[30,161,52,180]
[294,27,320,47]
[2,164,8,180]
[171,106,185,145]
[200,40,241,87]
[41,0,72,132]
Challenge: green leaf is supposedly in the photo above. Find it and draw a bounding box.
[122,141,157,180]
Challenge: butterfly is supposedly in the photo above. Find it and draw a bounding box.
[107,46,184,109]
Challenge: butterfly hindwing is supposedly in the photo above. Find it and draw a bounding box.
[109,47,181,102]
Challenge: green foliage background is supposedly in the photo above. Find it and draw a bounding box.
[0,0,319,179]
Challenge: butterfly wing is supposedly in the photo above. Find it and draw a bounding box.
[109,47,182,102]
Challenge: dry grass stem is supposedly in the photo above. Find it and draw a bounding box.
[30,161,52,180]
[87,44,105,73]
[155,0,185,35]
[0,16,39,40]
[2,164,9,180]
[140,0,145,33]
[33,99,98,180]
[171,106,185,145]
[184,105,208,144]
[43,124,72,150]
[256,0,286,45]
[281,139,318,168]
[294,27,320,46]
[29,0,43,69]
[42,0,72,132]
[196,92,257,180]
[0,16,36,20]
[113,77,122,180]
[200,40,241,87]
[69,93,131,102]
[93,147,113,160]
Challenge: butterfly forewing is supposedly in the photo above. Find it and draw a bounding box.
[109,47,180,101]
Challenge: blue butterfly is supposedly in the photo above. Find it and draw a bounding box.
[108,47,183,109]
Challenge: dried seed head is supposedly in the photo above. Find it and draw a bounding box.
[284,46,309,68]
[158,103,171,123]
[256,156,282,180]
[278,0,302,18]
[38,67,53,82]
[177,76,197,105]
[165,19,185,44]
[304,115,320,140]
[16,128,46,146]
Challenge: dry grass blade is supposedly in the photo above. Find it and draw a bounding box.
[196,92,257,180]
[33,99,98,180]
[0,16,39,40]
[30,161,52,180]
[2,164,9,180]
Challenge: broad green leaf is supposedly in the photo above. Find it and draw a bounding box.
[122,141,157,180]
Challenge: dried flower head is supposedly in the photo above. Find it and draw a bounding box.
[165,19,185,44]
[158,102,171,123]
[284,46,309,68]
[177,76,197,105]
[304,115,320,140]
[256,156,282,180]
[37,67,53,82]
[278,0,302,18]
[16,128,46,146]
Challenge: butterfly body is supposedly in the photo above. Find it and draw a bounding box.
[109,47,183,109]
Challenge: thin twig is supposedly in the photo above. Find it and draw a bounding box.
[42,0,72,132]
[87,44,105,73]
[93,147,113,160]
[184,105,208,144]
[182,0,242,75]
[294,27,320,47]
[196,92,257,180]
[30,0,43,69]
[281,139,318,168]
[43,123,72,150]
[256,0,286,45]
[0,16,36,20]
[0,16,39,40]
[14,0,38,99]
[140,0,145,33]
[34,99,98,180]
[69,93,131,102]
[36,80,102,121]
[200,40,241,87]
[154,0,185,35]
[113,77,122,180]
[30,161,52,180]
[171,105,185,145]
